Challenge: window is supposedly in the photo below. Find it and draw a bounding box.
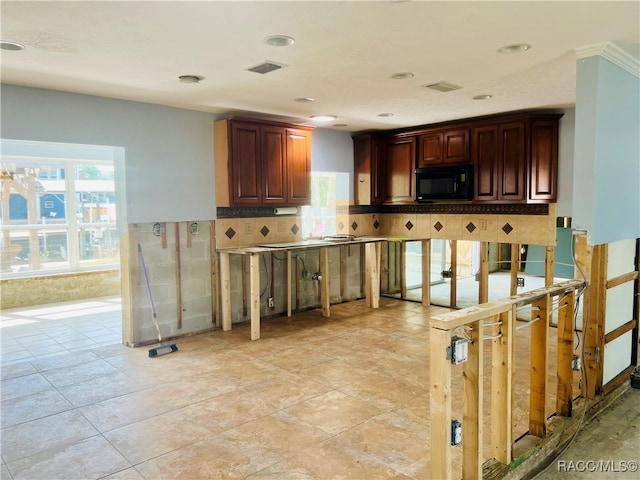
[301,172,349,239]
[1,151,119,277]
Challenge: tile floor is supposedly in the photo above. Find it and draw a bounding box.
[0,296,636,479]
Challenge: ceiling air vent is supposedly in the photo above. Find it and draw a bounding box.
[247,61,287,74]
[424,81,463,92]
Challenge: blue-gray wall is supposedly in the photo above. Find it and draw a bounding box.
[573,56,640,245]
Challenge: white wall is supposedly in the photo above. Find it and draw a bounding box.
[1,85,219,225]
[573,55,640,244]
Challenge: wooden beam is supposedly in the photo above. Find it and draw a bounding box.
[430,327,452,480]
[219,251,231,331]
[463,318,484,480]
[529,294,550,437]
[556,290,575,417]
[320,247,330,316]
[605,271,639,290]
[585,244,607,398]
[400,242,407,299]
[287,250,292,317]
[450,240,457,308]
[249,253,260,340]
[479,241,489,304]
[510,244,519,296]
[422,239,431,307]
[492,308,514,464]
[545,246,555,286]
[365,242,381,308]
[604,319,637,344]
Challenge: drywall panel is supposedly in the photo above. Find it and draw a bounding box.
[573,55,640,245]
[1,85,218,223]
[605,282,635,333]
[607,238,636,279]
[603,330,633,385]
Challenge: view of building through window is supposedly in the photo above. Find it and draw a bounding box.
[0,156,119,277]
[301,172,349,239]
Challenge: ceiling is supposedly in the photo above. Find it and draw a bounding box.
[1,1,639,133]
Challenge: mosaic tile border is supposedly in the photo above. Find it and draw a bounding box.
[349,203,549,216]
[217,206,298,218]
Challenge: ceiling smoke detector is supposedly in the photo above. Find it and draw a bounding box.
[424,81,463,92]
[247,61,287,74]
[178,75,202,83]
[264,35,295,47]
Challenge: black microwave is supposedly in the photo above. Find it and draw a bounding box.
[415,165,473,201]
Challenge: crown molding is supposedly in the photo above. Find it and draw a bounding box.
[575,42,640,78]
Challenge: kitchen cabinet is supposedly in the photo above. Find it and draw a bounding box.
[417,128,469,166]
[385,136,416,203]
[353,134,386,205]
[473,115,560,203]
[214,118,313,207]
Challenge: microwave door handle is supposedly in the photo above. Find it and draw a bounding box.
[453,179,458,194]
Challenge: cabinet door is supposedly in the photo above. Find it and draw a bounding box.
[385,137,416,203]
[261,126,287,204]
[230,121,261,205]
[529,119,558,202]
[286,128,311,205]
[443,129,470,164]
[371,138,386,204]
[473,126,498,201]
[418,133,443,166]
[498,122,526,201]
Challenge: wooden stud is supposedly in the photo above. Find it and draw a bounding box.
[219,251,231,331]
[161,222,167,249]
[585,243,607,398]
[365,242,381,308]
[175,222,183,330]
[450,240,457,308]
[186,221,192,248]
[529,294,550,437]
[241,256,248,317]
[422,239,431,307]
[545,246,555,286]
[287,250,292,317]
[492,308,514,464]
[463,318,483,480]
[430,327,452,480]
[120,230,134,346]
[510,244,519,296]
[320,247,330,317]
[400,241,407,299]
[249,253,260,340]
[556,290,575,417]
[479,241,489,304]
[210,223,219,328]
[340,245,347,300]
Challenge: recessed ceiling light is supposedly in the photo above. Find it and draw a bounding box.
[310,115,337,122]
[265,35,295,47]
[473,94,493,100]
[390,72,414,80]
[294,97,314,103]
[333,124,348,128]
[377,113,394,117]
[0,41,25,51]
[498,43,531,54]
[178,75,203,83]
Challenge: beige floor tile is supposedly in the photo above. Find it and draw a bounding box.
[283,389,386,436]
[297,358,378,389]
[134,433,287,480]
[6,435,130,480]
[101,467,146,480]
[241,373,332,411]
[0,389,73,428]
[104,409,217,464]
[338,374,428,411]
[1,410,99,462]
[1,373,53,402]
[56,371,153,407]
[40,359,120,388]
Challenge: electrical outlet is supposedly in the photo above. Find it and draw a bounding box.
[571,355,582,371]
[268,297,274,309]
[451,419,462,446]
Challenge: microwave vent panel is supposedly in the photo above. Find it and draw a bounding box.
[424,81,463,92]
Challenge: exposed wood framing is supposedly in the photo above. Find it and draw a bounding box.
[529,294,550,437]
[287,250,292,317]
[421,239,431,307]
[219,251,231,331]
[210,223,219,328]
[605,271,638,289]
[604,319,638,344]
[430,327,452,480]
[585,244,607,398]
[463,318,484,480]
[400,241,407,299]
[479,241,489,304]
[320,247,330,316]
[249,253,260,340]
[556,290,575,417]
[545,246,555,286]
[510,243,519,296]
[492,308,514,465]
[450,240,457,308]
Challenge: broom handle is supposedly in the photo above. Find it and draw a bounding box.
[138,243,157,319]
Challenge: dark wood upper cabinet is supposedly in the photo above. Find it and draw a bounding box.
[473,126,499,201]
[385,136,416,203]
[215,118,313,207]
[286,128,312,205]
[353,134,386,205]
[497,121,526,202]
[230,121,262,205]
[529,119,559,202]
[418,128,470,167]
